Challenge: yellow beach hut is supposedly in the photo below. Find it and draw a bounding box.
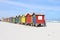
[20,15,26,24]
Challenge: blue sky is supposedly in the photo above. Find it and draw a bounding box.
[0,0,60,20]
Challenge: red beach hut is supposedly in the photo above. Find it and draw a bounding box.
[26,13,32,25]
[35,14,45,26]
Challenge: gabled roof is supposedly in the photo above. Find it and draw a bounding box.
[26,13,32,17]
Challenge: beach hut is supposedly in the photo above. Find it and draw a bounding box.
[0,19,1,21]
[32,13,36,26]
[20,15,26,24]
[2,17,5,22]
[18,15,21,24]
[15,16,19,23]
[26,13,32,25]
[5,18,8,22]
[35,14,45,26]
[3,18,6,22]
[7,18,10,22]
[12,17,16,23]
[9,17,13,23]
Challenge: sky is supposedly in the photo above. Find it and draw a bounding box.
[0,0,60,20]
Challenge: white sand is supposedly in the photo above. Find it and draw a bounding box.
[0,21,60,40]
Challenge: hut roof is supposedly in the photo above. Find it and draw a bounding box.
[26,13,32,17]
